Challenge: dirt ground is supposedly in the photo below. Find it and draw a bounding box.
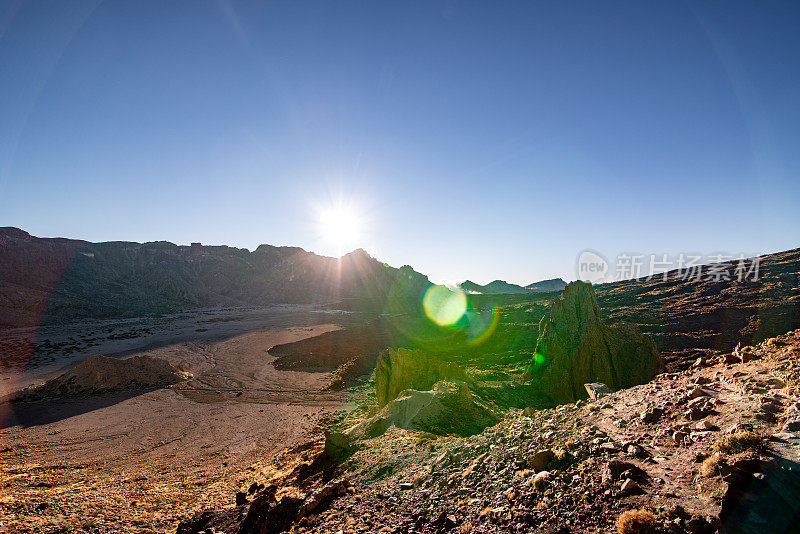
[0,324,347,533]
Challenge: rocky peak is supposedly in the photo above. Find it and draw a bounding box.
[525,281,662,404]
[546,280,603,328]
[0,227,32,241]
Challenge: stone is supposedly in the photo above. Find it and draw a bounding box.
[604,460,647,482]
[723,353,741,365]
[374,348,469,407]
[297,478,351,518]
[248,482,265,495]
[237,488,304,534]
[522,281,663,404]
[768,377,787,388]
[624,443,647,458]
[585,383,613,401]
[620,479,645,495]
[527,449,555,471]
[673,430,689,444]
[640,407,664,424]
[431,512,458,530]
[688,387,708,399]
[600,442,620,453]
[324,431,353,459]
[694,420,717,431]
[533,471,551,491]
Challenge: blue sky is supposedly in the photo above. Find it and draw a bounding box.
[1,1,798,285]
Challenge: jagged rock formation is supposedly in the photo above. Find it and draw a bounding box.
[177,479,352,534]
[374,348,469,407]
[0,227,430,327]
[17,354,188,399]
[524,281,662,403]
[349,381,500,438]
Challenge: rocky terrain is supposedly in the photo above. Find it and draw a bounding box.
[176,329,800,534]
[2,231,799,534]
[268,248,800,384]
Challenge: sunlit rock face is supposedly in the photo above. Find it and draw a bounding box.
[351,380,500,438]
[524,281,663,404]
[374,348,468,407]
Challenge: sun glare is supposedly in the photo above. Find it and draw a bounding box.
[319,205,362,253]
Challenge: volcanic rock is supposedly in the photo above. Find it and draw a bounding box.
[585,382,613,400]
[523,281,663,404]
[374,348,469,407]
[348,381,499,438]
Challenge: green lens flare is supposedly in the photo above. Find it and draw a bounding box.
[465,306,500,345]
[422,285,467,326]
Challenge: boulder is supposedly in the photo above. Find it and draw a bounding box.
[528,449,555,471]
[374,348,469,407]
[348,380,499,438]
[585,383,612,401]
[523,281,663,404]
[323,431,353,459]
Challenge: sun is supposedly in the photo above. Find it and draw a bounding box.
[319,204,362,253]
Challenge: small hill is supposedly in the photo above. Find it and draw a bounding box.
[17,354,189,399]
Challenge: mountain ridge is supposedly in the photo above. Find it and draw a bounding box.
[0,227,430,327]
[460,277,567,294]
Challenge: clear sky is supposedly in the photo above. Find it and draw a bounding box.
[1,1,798,285]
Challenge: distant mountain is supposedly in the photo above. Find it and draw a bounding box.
[460,280,529,294]
[525,278,567,292]
[0,228,430,327]
[459,277,566,295]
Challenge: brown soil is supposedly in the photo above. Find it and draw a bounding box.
[0,325,344,533]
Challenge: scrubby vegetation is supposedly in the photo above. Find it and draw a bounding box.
[714,430,766,454]
[700,453,725,477]
[616,509,656,534]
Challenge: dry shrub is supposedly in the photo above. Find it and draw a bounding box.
[714,431,765,454]
[616,509,656,534]
[700,453,724,477]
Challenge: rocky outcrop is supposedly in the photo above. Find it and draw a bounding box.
[177,479,352,534]
[17,354,189,399]
[524,281,662,403]
[350,380,500,438]
[374,348,469,407]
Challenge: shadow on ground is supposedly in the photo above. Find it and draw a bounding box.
[0,388,161,428]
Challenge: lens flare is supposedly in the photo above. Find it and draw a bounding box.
[465,306,500,345]
[422,285,467,326]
